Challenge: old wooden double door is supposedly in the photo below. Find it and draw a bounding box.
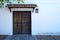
[13,11,31,35]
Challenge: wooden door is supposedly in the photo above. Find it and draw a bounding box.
[13,11,31,35]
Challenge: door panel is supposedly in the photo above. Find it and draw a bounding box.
[22,12,31,34]
[13,11,31,35]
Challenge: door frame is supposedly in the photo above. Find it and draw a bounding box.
[11,8,33,35]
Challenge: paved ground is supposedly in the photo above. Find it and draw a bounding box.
[0,35,60,40]
[4,35,37,40]
[36,35,60,40]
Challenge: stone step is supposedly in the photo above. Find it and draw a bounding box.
[4,35,38,40]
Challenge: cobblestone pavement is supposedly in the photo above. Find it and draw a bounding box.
[4,35,37,40]
[0,35,60,40]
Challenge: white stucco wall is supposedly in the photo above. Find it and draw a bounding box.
[0,0,60,35]
[0,8,13,35]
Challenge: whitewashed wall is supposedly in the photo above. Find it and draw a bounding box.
[0,8,13,35]
[0,0,60,35]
